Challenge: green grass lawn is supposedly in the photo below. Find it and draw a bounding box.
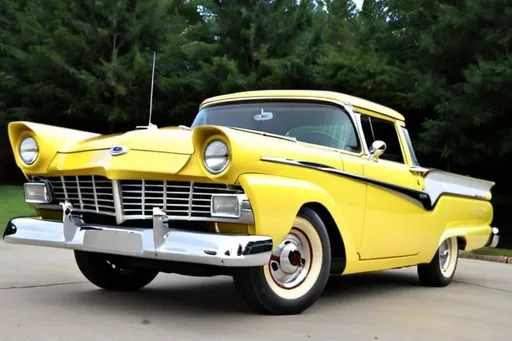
[0,185,37,236]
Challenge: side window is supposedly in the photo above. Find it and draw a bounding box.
[360,115,405,163]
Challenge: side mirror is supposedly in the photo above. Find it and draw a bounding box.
[368,140,386,161]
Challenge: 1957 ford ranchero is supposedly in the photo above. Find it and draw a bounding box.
[3,90,499,315]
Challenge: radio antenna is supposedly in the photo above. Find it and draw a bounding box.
[136,49,158,130]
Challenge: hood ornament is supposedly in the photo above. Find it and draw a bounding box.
[110,145,129,156]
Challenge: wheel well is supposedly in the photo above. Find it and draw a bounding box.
[457,236,467,251]
[301,202,346,274]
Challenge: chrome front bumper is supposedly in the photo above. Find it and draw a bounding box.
[3,205,273,267]
[486,227,500,248]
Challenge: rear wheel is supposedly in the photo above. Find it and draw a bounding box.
[417,236,459,287]
[233,207,331,315]
[74,250,159,291]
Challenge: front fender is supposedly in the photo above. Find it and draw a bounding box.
[8,121,100,177]
[237,173,357,261]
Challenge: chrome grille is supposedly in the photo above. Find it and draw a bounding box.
[48,176,116,216]
[43,176,244,222]
[120,180,243,218]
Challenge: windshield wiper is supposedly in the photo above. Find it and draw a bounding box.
[228,127,297,142]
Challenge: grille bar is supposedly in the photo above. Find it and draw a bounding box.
[42,176,244,223]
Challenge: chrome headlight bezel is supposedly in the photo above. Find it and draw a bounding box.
[19,136,39,165]
[203,139,230,174]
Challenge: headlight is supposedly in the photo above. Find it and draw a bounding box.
[19,137,39,165]
[204,140,229,174]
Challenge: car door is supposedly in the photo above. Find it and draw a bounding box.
[358,114,425,259]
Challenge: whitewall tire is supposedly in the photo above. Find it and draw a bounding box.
[417,236,459,287]
[233,207,331,315]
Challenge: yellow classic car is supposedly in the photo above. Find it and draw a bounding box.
[3,90,499,315]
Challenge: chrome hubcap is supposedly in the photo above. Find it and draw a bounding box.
[439,239,451,271]
[269,230,312,289]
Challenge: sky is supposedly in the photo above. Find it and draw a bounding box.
[354,0,364,10]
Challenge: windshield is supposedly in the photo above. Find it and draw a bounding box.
[191,101,361,153]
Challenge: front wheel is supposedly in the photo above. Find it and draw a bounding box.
[233,207,331,315]
[417,236,459,287]
[74,250,159,291]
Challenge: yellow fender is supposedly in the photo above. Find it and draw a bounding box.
[237,173,358,266]
[8,121,100,176]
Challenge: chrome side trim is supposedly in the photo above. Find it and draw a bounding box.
[4,208,272,267]
[260,156,491,211]
[422,169,495,206]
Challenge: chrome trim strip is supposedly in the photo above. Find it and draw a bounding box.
[260,156,432,211]
[4,211,272,267]
[353,112,370,155]
[163,180,167,210]
[112,180,124,225]
[141,179,145,216]
[75,176,84,210]
[61,176,68,199]
[261,156,493,211]
[91,175,99,212]
[188,181,194,218]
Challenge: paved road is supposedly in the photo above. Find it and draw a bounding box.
[0,242,511,341]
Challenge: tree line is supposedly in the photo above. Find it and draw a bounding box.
[1,0,511,246]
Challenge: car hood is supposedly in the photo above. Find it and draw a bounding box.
[59,127,195,155]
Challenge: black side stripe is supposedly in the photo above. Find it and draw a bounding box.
[260,157,436,210]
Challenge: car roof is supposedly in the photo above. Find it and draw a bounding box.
[199,90,405,121]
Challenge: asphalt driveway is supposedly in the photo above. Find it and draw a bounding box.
[0,242,510,341]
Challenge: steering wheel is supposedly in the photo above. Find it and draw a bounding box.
[295,131,341,149]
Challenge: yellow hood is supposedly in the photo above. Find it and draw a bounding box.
[61,127,194,154]
[8,122,196,178]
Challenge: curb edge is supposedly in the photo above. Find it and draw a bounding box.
[459,252,512,264]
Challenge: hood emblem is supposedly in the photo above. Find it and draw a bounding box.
[110,145,129,156]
